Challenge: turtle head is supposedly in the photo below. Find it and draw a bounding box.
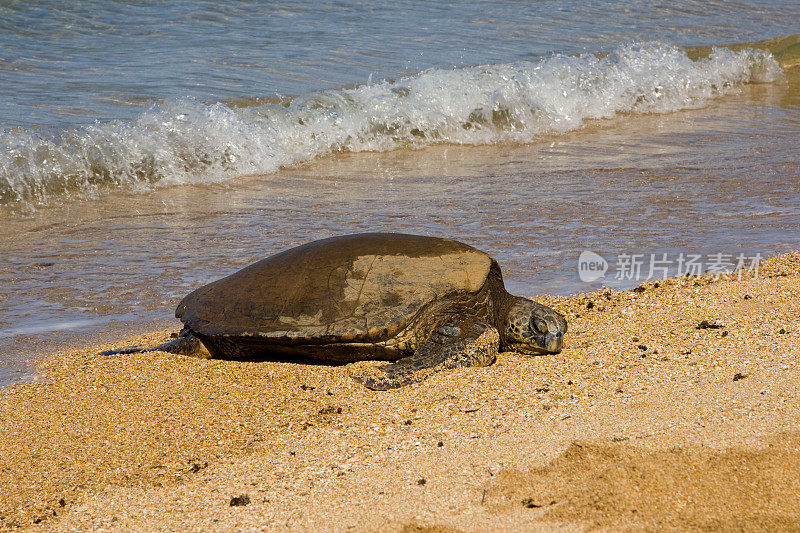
[502,298,567,355]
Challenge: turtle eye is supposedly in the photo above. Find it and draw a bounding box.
[532,317,548,334]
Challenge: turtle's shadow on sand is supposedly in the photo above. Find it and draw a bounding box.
[208,352,353,367]
[100,344,353,367]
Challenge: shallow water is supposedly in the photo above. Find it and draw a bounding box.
[1,1,799,386]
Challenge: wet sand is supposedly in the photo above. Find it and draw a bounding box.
[0,251,798,531]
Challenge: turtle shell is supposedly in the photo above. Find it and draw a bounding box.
[176,233,493,345]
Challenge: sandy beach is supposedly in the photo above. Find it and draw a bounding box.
[1,1,799,531]
[0,251,797,531]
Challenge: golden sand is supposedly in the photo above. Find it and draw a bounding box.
[1,252,799,531]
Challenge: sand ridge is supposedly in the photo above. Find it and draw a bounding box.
[0,252,798,531]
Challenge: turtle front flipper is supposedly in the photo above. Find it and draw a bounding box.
[352,322,500,390]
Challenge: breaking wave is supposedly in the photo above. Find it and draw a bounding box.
[0,42,782,212]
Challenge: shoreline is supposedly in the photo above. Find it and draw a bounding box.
[1,251,799,530]
[1,53,797,392]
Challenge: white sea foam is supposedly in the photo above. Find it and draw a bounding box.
[0,43,782,212]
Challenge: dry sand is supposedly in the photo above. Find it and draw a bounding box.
[1,252,799,531]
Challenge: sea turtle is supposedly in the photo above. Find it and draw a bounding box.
[108,233,566,390]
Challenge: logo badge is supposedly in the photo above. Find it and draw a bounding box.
[578,251,608,282]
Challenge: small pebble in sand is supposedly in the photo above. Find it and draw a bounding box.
[229,494,250,507]
[732,373,748,382]
[417,479,426,486]
[521,498,544,508]
[188,462,208,473]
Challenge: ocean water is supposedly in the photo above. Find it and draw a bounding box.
[1,0,799,385]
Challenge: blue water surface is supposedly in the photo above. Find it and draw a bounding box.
[1,0,799,127]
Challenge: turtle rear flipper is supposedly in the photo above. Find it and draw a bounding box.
[152,328,212,358]
[353,322,499,391]
[99,345,148,356]
[100,328,211,358]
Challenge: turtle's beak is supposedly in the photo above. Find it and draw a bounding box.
[509,330,563,355]
[543,331,563,353]
[533,314,566,354]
